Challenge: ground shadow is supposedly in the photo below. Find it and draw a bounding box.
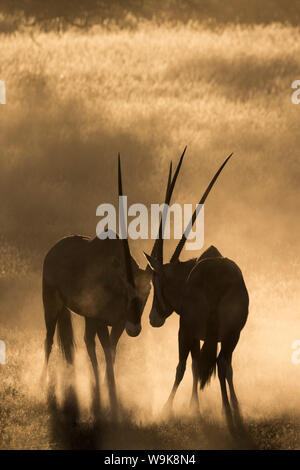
[46,372,299,450]
[47,377,103,450]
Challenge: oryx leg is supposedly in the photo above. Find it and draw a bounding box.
[217,333,240,431]
[96,323,118,420]
[189,339,200,413]
[84,318,99,388]
[103,321,125,384]
[224,334,243,428]
[110,321,125,365]
[41,281,62,381]
[84,318,101,415]
[163,326,190,415]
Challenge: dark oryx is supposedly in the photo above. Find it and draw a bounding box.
[145,155,249,429]
[42,149,185,418]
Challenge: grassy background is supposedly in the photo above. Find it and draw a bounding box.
[0,20,300,449]
[2,1,300,31]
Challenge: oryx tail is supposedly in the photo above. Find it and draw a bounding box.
[198,311,218,389]
[57,306,75,364]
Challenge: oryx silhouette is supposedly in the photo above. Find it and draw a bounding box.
[145,154,249,431]
[41,148,186,419]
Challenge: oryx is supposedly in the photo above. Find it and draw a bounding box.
[41,149,185,418]
[145,154,249,430]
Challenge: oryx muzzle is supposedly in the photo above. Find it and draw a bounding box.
[149,308,165,327]
[125,321,142,337]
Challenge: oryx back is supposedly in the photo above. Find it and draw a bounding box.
[43,234,135,323]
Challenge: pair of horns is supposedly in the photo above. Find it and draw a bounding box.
[150,146,187,263]
[170,152,233,262]
[118,149,233,287]
[149,149,233,264]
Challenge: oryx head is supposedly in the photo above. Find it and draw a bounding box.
[145,152,233,328]
[144,253,173,327]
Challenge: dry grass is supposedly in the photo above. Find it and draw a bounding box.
[0,23,299,269]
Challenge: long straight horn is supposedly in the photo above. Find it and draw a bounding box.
[170,153,233,262]
[158,160,172,263]
[118,153,135,288]
[150,161,172,261]
[151,146,187,263]
[166,161,173,197]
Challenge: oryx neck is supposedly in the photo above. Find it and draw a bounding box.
[166,258,197,281]
[163,258,197,312]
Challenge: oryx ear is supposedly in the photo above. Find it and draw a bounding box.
[143,252,161,272]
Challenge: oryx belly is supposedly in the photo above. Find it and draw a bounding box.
[59,280,127,325]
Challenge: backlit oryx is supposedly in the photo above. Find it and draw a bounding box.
[41,149,185,418]
[145,155,249,430]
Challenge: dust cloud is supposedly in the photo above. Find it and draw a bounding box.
[0,21,300,449]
